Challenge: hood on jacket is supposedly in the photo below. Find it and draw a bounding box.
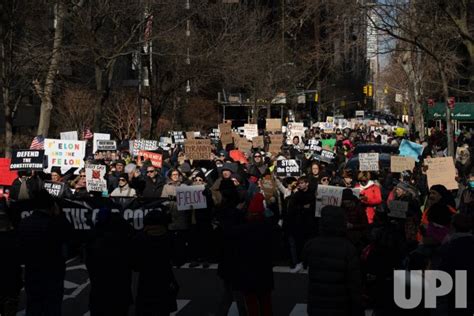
[320,206,347,237]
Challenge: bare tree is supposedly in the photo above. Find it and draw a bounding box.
[54,86,96,134]
[363,0,465,156]
[0,0,33,157]
[32,1,66,137]
[103,91,139,140]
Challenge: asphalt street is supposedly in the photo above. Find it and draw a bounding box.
[16,258,312,316]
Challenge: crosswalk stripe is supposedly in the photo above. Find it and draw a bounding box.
[289,303,307,316]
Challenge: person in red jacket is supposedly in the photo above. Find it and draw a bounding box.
[355,171,382,224]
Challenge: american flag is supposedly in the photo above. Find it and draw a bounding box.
[83,128,93,140]
[30,135,44,150]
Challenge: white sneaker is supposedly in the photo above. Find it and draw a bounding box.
[289,262,303,273]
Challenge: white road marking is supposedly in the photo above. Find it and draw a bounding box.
[289,303,307,316]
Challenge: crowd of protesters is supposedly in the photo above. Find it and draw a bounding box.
[0,121,474,316]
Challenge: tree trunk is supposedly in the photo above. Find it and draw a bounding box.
[35,1,65,137]
[439,63,454,157]
[1,40,13,158]
[93,64,103,132]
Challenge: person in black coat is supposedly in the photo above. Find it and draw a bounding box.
[18,190,73,316]
[9,170,42,201]
[285,176,316,272]
[302,205,363,316]
[228,208,274,316]
[132,211,178,316]
[216,179,247,316]
[0,199,22,316]
[85,208,134,316]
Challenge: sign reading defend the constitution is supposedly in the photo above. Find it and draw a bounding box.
[10,150,45,170]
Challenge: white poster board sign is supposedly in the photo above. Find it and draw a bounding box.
[85,164,107,192]
[60,131,78,140]
[359,153,379,171]
[44,139,86,173]
[286,122,305,144]
[175,185,207,211]
[93,133,111,153]
[243,124,258,141]
[315,185,360,217]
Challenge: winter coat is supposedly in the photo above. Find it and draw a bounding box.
[355,181,382,224]
[228,220,274,293]
[285,189,316,237]
[437,234,474,315]
[162,182,190,231]
[132,227,178,315]
[110,184,137,197]
[19,210,73,298]
[85,213,134,314]
[9,176,42,201]
[139,177,165,199]
[302,206,363,316]
[344,203,369,249]
[0,230,23,297]
[217,204,246,282]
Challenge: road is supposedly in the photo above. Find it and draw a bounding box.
[16,258,312,316]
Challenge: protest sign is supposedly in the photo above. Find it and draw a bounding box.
[176,185,207,211]
[390,156,415,173]
[138,151,163,168]
[318,122,335,133]
[387,200,408,219]
[43,181,65,197]
[60,131,78,140]
[16,197,167,231]
[244,124,258,140]
[395,127,406,137]
[237,138,252,153]
[266,118,282,132]
[10,150,45,170]
[315,149,336,164]
[186,132,195,139]
[184,139,213,160]
[0,158,18,186]
[398,139,424,162]
[381,134,388,144]
[307,139,322,152]
[286,122,305,144]
[252,136,264,149]
[424,157,458,190]
[85,164,107,192]
[315,185,360,217]
[92,133,110,153]
[132,139,159,157]
[96,140,117,151]
[321,139,336,150]
[326,116,334,123]
[276,159,301,177]
[359,153,379,171]
[219,123,233,146]
[44,139,86,173]
[171,131,185,144]
[269,135,283,155]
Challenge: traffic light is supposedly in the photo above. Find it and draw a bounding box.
[368,84,373,97]
[363,85,367,95]
[314,92,319,102]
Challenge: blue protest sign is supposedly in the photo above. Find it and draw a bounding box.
[398,139,423,162]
